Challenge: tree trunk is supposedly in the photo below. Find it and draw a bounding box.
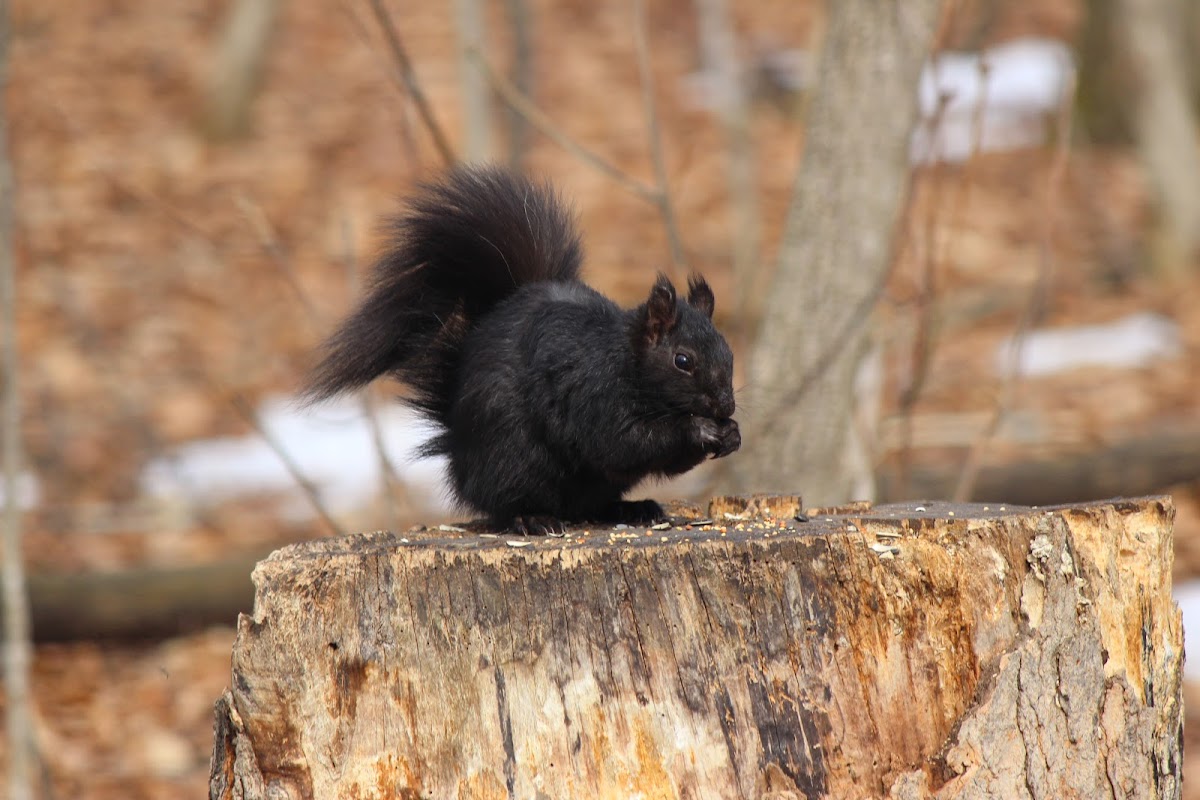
[730,0,942,506]
[204,0,281,140]
[454,0,493,161]
[1112,0,1200,272]
[209,495,1182,799]
[0,0,34,795]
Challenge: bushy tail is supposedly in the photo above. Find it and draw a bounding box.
[304,165,582,421]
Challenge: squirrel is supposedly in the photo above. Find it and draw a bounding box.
[305,165,740,534]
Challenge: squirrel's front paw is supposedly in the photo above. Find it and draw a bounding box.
[691,417,741,459]
[708,418,740,459]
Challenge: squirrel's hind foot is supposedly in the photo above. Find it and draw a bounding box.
[509,514,568,537]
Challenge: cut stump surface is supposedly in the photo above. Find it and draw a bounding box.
[209,496,1182,799]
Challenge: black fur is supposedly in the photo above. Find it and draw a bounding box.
[305,165,739,530]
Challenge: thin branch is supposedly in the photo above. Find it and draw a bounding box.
[340,217,409,530]
[51,274,226,537]
[360,391,406,531]
[366,0,457,167]
[953,71,1076,502]
[894,60,989,496]
[227,392,347,536]
[109,178,223,243]
[0,0,34,795]
[694,0,759,289]
[340,0,422,167]
[233,191,322,326]
[469,48,660,202]
[631,0,687,275]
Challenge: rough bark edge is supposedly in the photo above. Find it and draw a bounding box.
[210,690,268,800]
[888,500,1182,799]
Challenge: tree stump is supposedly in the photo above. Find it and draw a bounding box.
[208,496,1183,799]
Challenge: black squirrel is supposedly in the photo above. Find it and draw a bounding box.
[306,166,739,534]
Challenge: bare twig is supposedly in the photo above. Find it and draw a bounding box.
[631,0,687,275]
[360,391,406,531]
[0,0,34,795]
[894,58,990,496]
[366,0,457,167]
[227,391,347,536]
[109,178,223,243]
[694,0,759,297]
[470,49,660,202]
[340,218,409,530]
[112,175,399,534]
[233,192,322,326]
[953,72,1076,502]
[892,92,951,497]
[51,274,226,536]
[340,0,422,167]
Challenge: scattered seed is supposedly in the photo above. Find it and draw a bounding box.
[438,524,466,532]
[651,521,671,530]
[870,542,900,558]
[507,540,533,548]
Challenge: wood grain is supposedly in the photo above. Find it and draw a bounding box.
[210,496,1182,799]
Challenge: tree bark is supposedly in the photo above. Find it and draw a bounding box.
[731,0,942,506]
[454,0,493,161]
[1112,0,1200,271]
[204,0,281,140]
[0,0,34,795]
[209,495,1181,799]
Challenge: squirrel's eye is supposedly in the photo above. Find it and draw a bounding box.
[673,353,693,372]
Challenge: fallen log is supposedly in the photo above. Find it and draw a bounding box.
[209,495,1182,799]
[16,551,265,642]
[877,419,1200,505]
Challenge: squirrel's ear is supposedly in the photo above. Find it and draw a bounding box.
[687,275,714,318]
[636,274,678,346]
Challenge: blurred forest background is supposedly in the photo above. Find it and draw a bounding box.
[1,0,1200,796]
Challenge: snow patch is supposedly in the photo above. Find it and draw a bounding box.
[994,312,1183,378]
[0,471,39,512]
[1175,579,1200,681]
[140,396,452,520]
[913,37,1074,163]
